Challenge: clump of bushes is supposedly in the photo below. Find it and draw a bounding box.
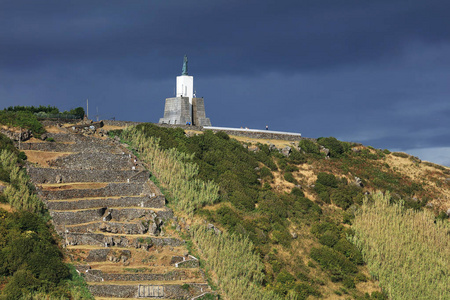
[0,111,46,138]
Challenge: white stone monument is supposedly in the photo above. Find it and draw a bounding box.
[159,55,211,126]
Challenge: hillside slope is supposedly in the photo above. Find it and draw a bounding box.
[113,123,449,300]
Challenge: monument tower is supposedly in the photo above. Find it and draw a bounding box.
[159,55,211,126]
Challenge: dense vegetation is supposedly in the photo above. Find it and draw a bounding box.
[116,124,398,299]
[0,110,46,138]
[0,132,93,299]
[351,192,449,299]
[5,105,85,120]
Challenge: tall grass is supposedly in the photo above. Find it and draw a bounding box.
[350,192,449,299]
[191,224,283,300]
[122,127,219,215]
[0,149,44,213]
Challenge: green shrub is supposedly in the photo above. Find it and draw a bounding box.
[331,189,354,209]
[0,111,45,138]
[260,167,273,179]
[299,139,320,155]
[288,149,306,164]
[276,270,295,284]
[284,172,297,184]
[392,152,409,158]
[316,172,338,188]
[317,137,346,158]
[309,246,358,279]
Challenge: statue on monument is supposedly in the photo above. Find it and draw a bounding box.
[182,55,188,75]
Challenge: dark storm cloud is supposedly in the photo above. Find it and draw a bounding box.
[1,1,449,165]
[1,0,450,77]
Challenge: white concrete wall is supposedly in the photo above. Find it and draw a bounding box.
[176,75,194,104]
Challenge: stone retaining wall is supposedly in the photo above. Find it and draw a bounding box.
[84,269,187,282]
[21,140,121,153]
[46,195,165,210]
[28,167,149,184]
[88,283,209,299]
[206,128,303,141]
[51,207,173,225]
[102,120,143,127]
[48,152,135,170]
[39,182,145,200]
[61,221,146,235]
[65,232,184,247]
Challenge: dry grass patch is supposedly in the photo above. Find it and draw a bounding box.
[39,182,108,191]
[103,124,128,131]
[44,125,67,133]
[23,150,73,167]
[0,202,14,212]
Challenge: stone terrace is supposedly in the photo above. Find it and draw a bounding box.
[26,127,212,299]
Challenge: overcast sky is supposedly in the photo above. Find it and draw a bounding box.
[1,1,449,166]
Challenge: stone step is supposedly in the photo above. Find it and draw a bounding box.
[50,207,173,226]
[64,232,185,248]
[47,152,137,170]
[29,167,149,184]
[87,283,210,299]
[46,195,165,210]
[38,182,145,200]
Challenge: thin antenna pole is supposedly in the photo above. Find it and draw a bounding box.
[86,99,89,119]
[96,107,99,122]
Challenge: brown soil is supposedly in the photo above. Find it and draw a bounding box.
[44,125,67,133]
[103,125,128,131]
[39,182,108,191]
[22,137,44,143]
[23,150,73,167]
[0,203,14,212]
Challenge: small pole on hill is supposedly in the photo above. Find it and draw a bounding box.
[86,99,89,119]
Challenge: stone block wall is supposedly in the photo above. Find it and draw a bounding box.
[159,97,192,125]
[88,283,210,299]
[192,98,211,126]
[39,182,145,200]
[46,195,165,210]
[51,207,173,225]
[28,167,149,184]
[48,152,134,170]
[64,232,184,247]
[84,269,187,282]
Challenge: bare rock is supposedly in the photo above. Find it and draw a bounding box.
[281,146,291,157]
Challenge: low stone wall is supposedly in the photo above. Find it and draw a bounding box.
[44,133,76,142]
[65,232,184,247]
[28,167,148,184]
[88,283,210,299]
[48,152,135,170]
[20,140,122,153]
[88,285,137,298]
[46,195,165,210]
[39,182,145,200]
[102,120,143,127]
[51,207,173,225]
[84,269,187,282]
[62,221,147,235]
[205,128,303,142]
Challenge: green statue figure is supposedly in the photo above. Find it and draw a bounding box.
[182,55,188,75]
